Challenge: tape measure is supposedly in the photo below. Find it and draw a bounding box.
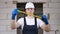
[18,10,42,19]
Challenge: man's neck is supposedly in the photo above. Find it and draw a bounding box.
[27,15,34,19]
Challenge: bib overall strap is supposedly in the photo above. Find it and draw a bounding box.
[24,17,26,25]
[35,17,37,25]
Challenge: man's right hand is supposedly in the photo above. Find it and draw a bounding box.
[11,8,19,20]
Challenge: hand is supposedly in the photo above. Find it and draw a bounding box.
[41,15,48,25]
[11,8,19,20]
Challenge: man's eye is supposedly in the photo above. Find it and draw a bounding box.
[31,8,32,10]
[31,8,33,10]
[28,8,29,10]
[27,8,33,10]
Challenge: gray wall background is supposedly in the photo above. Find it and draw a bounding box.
[0,0,60,34]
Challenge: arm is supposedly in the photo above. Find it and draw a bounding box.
[41,15,51,32]
[10,20,20,29]
[40,24,51,32]
[10,8,20,29]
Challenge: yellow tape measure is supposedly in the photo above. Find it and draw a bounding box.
[18,10,42,19]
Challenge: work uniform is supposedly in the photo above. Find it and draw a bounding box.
[17,17,44,34]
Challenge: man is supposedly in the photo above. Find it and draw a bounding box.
[11,2,51,34]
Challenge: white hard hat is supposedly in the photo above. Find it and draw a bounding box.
[25,2,35,9]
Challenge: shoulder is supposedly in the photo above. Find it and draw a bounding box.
[17,17,24,25]
[17,17,24,22]
[36,18,42,22]
[36,18,44,24]
[18,17,24,20]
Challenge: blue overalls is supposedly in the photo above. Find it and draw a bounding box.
[22,17,38,34]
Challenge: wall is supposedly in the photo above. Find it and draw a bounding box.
[43,0,60,34]
[0,0,16,34]
[0,0,60,34]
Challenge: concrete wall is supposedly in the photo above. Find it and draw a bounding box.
[0,0,60,34]
[43,0,60,34]
[0,0,16,34]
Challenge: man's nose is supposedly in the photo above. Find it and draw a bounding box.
[29,9,32,10]
[29,9,33,11]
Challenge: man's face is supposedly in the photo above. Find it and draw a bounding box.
[26,8,34,15]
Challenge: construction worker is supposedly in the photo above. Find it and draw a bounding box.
[11,2,51,34]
